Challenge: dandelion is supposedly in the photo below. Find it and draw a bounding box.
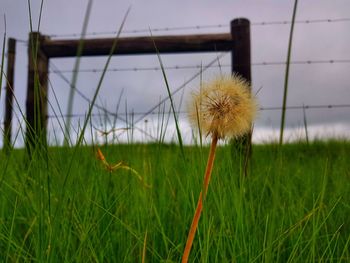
[182,74,257,263]
[188,74,256,139]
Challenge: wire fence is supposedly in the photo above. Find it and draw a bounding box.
[9,16,350,42]
[49,51,230,126]
[45,101,350,144]
[2,16,350,144]
[48,17,350,38]
[46,104,350,119]
[46,48,350,143]
[49,59,350,74]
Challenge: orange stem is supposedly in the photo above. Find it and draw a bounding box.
[181,134,218,263]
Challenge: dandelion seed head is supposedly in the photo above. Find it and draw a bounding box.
[188,75,257,139]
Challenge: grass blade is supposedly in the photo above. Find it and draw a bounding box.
[0,15,6,99]
[279,0,298,145]
[302,103,309,144]
[64,0,93,146]
[150,32,185,159]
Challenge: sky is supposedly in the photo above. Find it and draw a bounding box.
[0,0,349,145]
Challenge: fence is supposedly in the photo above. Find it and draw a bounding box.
[3,18,252,153]
[2,16,350,150]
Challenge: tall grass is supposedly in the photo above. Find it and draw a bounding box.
[63,0,93,146]
[279,0,298,145]
[0,141,349,262]
[152,38,185,160]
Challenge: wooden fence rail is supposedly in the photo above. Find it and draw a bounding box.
[41,33,233,57]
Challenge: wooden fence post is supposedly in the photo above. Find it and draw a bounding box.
[3,38,16,153]
[231,18,252,176]
[231,18,251,81]
[25,32,49,154]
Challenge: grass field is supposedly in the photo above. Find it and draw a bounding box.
[0,140,349,262]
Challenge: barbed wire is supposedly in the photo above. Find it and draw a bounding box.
[49,59,350,74]
[48,17,350,38]
[46,103,350,119]
[49,61,127,121]
[50,53,227,115]
[252,17,350,26]
[49,62,160,140]
[49,52,229,136]
[260,104,350,110]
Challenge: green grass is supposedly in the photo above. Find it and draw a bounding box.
[0,140,349,262]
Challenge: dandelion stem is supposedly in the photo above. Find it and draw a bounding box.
[182,133,218,263]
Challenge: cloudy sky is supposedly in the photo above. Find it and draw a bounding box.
[1,0,349,145]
